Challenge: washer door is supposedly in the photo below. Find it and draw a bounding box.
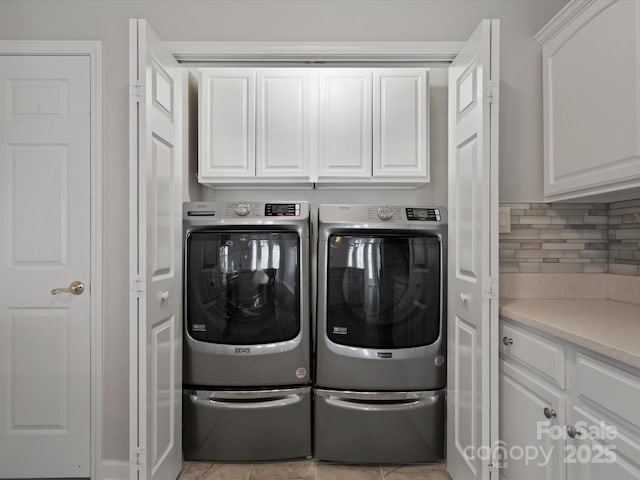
[326,233,441,349]
[186,230,300,345]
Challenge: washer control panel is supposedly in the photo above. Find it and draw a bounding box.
[265,203,300,216]
[377,207,394,220]
[234,203,251,216]
[406,207,441,221]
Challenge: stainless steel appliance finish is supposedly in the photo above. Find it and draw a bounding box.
[183,201,311,461]
[183,387,312,462]
[316,204,447,391]
[314,204,447,463]
[183,201,310,387]
[314,389,445,463]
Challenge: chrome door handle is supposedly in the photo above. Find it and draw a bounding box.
[51,281,85,296]
[543,407,557,419]
[502,336,513,346]
[459,292,470,303]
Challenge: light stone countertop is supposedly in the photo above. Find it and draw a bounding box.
[499,299,640,370]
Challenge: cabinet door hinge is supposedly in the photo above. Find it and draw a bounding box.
[131,447,144,471]
[484,83,499,104]
[482,276,499,301]
[131,276,146,298]
[130,81,144,103]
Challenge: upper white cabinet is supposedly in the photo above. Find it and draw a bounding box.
[198,67,429,187]
[199,69,256,179]
[256,69,313,180]
[537,0,640,201]
[374,69,429,180]
[198,68,312,184]
[317,69,372,179]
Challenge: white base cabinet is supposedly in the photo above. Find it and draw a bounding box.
[536,0,640,201]
[198,67,429,188]
[500,360,567,480]
[567,353,640,480]
[499,321,568,480]
[500,319,640,480]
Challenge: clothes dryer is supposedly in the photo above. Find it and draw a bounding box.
[314,204,447,463]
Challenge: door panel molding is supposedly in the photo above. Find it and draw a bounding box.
[0,40,102,479]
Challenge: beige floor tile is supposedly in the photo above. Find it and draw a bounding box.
[381,464,449,480]
[180,462,215,480]
[315,463,383,480]
[204,463,253,480]
[248,460,315,480]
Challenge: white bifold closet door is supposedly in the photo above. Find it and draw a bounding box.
[129,18,183,480]
[447,19,500,480]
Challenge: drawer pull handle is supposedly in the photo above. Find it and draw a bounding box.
[543,407,557,419]
[502,336,513,346]
[566,425,582,439]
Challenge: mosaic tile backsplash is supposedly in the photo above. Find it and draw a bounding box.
[499,199,640,276]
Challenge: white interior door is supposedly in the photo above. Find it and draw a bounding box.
[129,19,183,480]
[0,55,91,478]
[447,19,500,480]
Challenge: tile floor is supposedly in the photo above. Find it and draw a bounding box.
[180,460,450,480]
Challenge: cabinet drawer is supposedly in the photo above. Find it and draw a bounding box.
[570,404,640,479]
[500,321,565,389]
[576,353,640,431]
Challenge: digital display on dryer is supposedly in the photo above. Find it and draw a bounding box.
[265,203,299,216]
[406,208,440,221]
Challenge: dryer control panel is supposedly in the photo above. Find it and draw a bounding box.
[406,208,441,221]
[265,203,301,216]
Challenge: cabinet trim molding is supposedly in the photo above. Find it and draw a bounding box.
[534,0,602,45]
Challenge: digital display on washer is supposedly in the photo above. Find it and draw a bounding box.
[265,203,299,216]
[406,208,441,221]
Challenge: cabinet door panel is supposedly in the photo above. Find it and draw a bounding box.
[542,0,640,199]
[374,69,428,179]
[568,405,640,480]
[256,69,312,178]
[199,69,255,178]
[575,353,640,431]
[318,69,372,178]
[500,360,566,480]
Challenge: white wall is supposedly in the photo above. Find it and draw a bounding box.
[0,0,567,469]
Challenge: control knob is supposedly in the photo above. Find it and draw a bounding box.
[234,203,251,216]
[377,207,393,220]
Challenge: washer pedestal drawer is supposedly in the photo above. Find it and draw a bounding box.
[183,387,311,462]
[314,388,445,464]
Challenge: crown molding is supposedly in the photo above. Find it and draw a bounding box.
[165,41,464,63]
[535,0,604,45]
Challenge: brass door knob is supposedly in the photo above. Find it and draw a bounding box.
[51,281,85,296]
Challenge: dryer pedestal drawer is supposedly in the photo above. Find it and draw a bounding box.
[314,388,445,463]
[183,387,311,462]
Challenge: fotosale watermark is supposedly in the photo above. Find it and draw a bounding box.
[462,419,619,468]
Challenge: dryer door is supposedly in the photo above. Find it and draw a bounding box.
[186,230,300,345]
[326,233,441,349]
